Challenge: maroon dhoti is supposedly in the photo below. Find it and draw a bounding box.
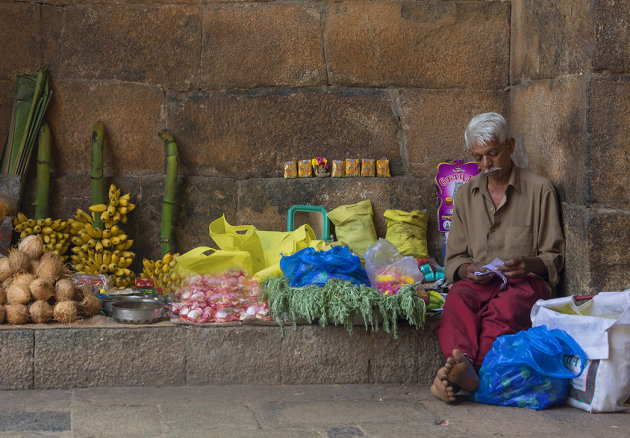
[435,275,549,370]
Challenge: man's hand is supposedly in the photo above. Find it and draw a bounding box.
[457,262,495,284]
[497,256,546,279]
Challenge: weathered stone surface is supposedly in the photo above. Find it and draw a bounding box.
[325,1,509,89]
[45,80,164,177]
[369,326,418,384]
[560,203,592,297]
[34,327,186,389]
[237,177,445,262]
[510,0,594,83]
[399,89,507,177]
[587,76,630,210]
[0,329,33,390]
[173,176,238,254]
[42,5,202,89]
[201,3,325,88]
[0,80,14,160]
[282,325,371,384]
[186,325,283,385]
[587,209,630,293]
[593,0,630,74]
[417,319,444,384]
[166,88,401,179]
[73,405,162,437]
[509,76,588,205]
[0,3,41,82]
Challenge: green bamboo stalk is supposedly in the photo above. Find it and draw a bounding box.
[91,122,105,229]
[158,130,179,256]
[34,123,51,220]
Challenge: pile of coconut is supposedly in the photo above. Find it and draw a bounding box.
[0,235,102,324]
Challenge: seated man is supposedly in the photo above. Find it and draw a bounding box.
[431,112,565,402]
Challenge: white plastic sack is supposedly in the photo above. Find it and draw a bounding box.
[530,290,630,412]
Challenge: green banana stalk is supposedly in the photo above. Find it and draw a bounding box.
[158,129,179,256]
[91,122,105,228]
[33,123,51,220]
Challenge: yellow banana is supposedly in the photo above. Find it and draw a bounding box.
[44,217,53,226]
[95,252,103,266]
[43,234,51,244]
[122,239,133,250]
[118,206,128,215]
[95,241,103,253]
[118,257,132,268]
[74,209,92,223]
[17,212,28,223]
[14,223,24,232]
[99,264,108,274]
[162,253,172,265]
[27,219,36,227]
[89,203,108,213]
[36,219,45,227]
[101,238,112,248]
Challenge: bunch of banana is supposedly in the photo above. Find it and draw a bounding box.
[68,184,136,288]
[141,252,181,295]
[13,213,71,261]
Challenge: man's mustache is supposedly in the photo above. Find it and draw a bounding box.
[483,167,502,175]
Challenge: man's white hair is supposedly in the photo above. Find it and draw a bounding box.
[464,112,508,150]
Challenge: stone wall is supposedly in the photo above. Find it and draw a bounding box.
[1,1,627,294]
[509,0,630,294]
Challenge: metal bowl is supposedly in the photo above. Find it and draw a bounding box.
[101,295,146,316]
[111,300,165,324]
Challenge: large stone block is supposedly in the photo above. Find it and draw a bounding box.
[45,80,164,177]
[399,89,507,177]
[281,325,371,384]
[586,76,630,210]
[587,209,630,293]
[369,326,418,384]
[237,176,445,260]
[593,0,630,74]
[559,203,591,296]
[34,327,186,389]
[417,319,445,384]
[510,0,594,83]
[186,325,283,385]
[0,3,41,82]
[0,80,14,161]
[42,5,202,89]
[0,329,33,390]
[509,76,588,205]
[166,88,401,179]
[325,1,509,89]
[201,3,325,88]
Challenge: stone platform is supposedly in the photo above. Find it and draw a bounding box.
[0,316,443,391]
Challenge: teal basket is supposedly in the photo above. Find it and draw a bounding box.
[287,203,330,241]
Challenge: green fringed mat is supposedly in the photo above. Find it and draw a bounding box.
[262,276,426,339]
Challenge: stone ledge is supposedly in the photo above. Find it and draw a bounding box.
[0,317,442,390]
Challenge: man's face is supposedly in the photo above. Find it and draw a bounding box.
[470,138,514,182]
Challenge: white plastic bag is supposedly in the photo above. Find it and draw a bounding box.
[363,238,423,294]
[530,290,630,412]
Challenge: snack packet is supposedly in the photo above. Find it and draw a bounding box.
[345,158,360,177]
[283,161,297,178]
[361,159,375,177]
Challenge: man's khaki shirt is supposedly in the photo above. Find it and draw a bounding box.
[444,163,565,288]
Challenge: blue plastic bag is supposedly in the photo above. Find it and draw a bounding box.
[472,325,586,410]
[280,246,369,287]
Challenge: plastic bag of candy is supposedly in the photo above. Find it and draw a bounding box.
[169,270,272,323]
[363,238,423,295]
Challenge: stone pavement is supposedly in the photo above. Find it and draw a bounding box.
[0,384,628,437]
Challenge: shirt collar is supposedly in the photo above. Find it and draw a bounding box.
[471,161,521,193]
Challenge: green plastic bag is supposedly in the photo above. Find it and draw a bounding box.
[328,200,378,258]
[383,209,428,259]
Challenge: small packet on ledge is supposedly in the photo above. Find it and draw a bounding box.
[361,159,375,177]
[331,160,345,178]
[377,158,391,177]
[298,159,312,178]
[345,158,360,177]
[284,161,297,178]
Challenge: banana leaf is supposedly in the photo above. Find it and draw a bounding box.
[0,65,52,182]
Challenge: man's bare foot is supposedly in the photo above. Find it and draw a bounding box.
[430,376,456,402]
[445,349,479,392]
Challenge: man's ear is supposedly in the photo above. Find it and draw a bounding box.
[506,137,515,154]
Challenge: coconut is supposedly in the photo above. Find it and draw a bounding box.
[5,303,29,324]
[53,300,78,323]
[2,275,13,290]
[0,304,5,323]
[30,278,54,301]
[36,252,64,282]
[13,272,35,288]
[18,235,44,261]
[0,257,11,281]
[0,287,5,305]
[8,249,31,274]
[55,278,75,301]
[80,293,103,317]
[6,283,31,305]
[29,300,53,323]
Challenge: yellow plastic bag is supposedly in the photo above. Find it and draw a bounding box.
[327,200,378,257]
[174,247,254,277]
[383,209,428,258]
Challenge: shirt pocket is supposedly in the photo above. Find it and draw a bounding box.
[505,226,534,256]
